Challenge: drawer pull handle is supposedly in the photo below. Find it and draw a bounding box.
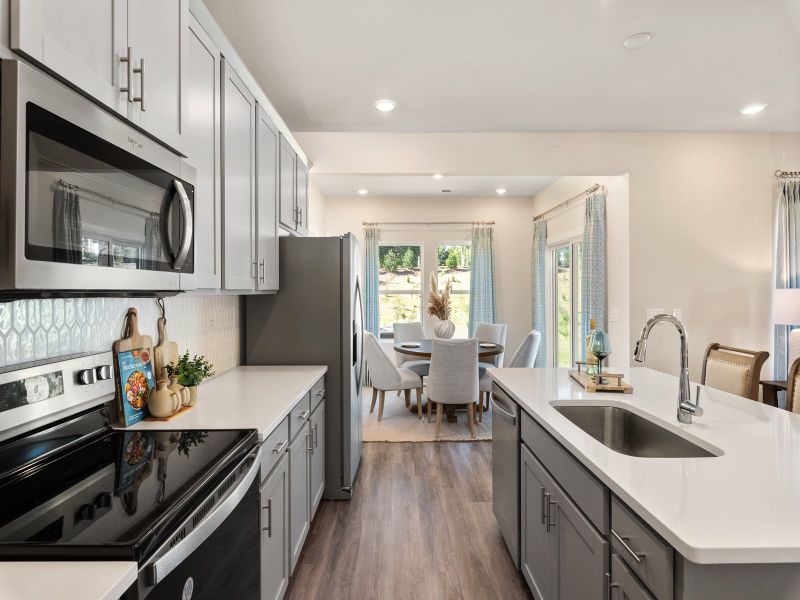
[540,487,548,524]
[547,500,557,532]
[262,498,272,536]
[298,410,311,420]
[306,432,314,454]
[272,440,289,455]
[316,389,326,399]
[313,423,319,448]
[612,529,644,565]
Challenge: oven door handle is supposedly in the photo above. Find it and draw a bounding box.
[144,446,261,587]
[171,180,193,271]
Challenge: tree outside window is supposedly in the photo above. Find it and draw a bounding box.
[437,243,471,338]
[378,244,422,338]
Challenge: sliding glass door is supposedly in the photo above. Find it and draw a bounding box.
[552,241,583,368]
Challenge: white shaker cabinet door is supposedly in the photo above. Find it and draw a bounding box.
[221,60,256,291]
[127,0,187,151]
[11,0,128,117]
[278,135,297,231]
[185,15,221,289]
[295,159,309,237]
[255,104,280,291]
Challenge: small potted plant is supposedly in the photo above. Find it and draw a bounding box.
[166,351,215,406]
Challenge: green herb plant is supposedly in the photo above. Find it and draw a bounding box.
[166,351,215,387]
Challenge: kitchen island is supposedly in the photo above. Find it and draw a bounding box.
[489,366,800,600]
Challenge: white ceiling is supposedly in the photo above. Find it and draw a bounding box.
[204,0,800,133]
[312,174,558,198]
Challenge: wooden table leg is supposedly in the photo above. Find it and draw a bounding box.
[762,384,778,407]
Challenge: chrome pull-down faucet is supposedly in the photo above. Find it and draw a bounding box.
[633,314,703,424]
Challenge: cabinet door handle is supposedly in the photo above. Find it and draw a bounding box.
[306,432,313,455]
[262,498,272,536]
[259,259,265,283]
[298,410,311,421]
[133,57,146,111]
[546,500,557,532]
[316,389,326,399]
[298,207,303,226]
[272,440,288,455]
[312,423,318,448]
[120,46,133,102]
[611,529,644,564]
[540,488,548,524]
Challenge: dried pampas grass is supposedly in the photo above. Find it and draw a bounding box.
[427,271,452,320]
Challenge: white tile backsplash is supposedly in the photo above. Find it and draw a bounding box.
[0,295,240,375]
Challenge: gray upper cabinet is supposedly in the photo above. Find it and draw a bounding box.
[127,0,187,152]
[296,160,309,236]
[221,60,256,291]
[255,105,280,291]
[11,0,186,151]
[261,453,290,600]
[279,135,297,231]
[185,16,221,289]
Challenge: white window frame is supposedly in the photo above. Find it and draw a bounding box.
[549,238,583,368]
[378,242,424,339]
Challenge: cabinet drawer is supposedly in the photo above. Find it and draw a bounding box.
[611,553,655,600]
[289,393,312,441]
[261,417,289,482]
[611,496,673,600]
[521,410,608,533]
[310,377,326,411]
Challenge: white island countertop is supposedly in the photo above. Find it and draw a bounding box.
[125,365,328,441]
[488,367,800,565]
[0,561,137,600]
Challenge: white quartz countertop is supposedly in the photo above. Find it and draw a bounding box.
[124,365,328,441]
[488,367,800,564]
[0,561,137,600]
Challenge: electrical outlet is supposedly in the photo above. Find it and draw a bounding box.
[609,307,620,323]
[646,308,665,320]
[672,309,682,321]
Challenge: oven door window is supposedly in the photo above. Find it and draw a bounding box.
[25,103,194,274]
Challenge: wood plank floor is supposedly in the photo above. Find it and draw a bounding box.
[286,442,532,600]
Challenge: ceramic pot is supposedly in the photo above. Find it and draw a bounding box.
[432,316,456,339]
[186,385,198,407]
[149,380,181,418]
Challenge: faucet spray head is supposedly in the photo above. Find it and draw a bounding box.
[633,338,647,362]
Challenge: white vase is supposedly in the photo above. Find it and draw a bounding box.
[432,317,456,339]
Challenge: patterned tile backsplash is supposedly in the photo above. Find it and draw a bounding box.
[0,295,240,376]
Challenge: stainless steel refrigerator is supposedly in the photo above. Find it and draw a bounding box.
[243,234,364,500]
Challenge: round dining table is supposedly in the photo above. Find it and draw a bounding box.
[393,339,504,422]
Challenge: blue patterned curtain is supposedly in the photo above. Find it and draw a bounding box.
[531,220,547,367]
[363,225,380,336]
[580,192,607,359]
[468,224,496,336]
[775,180,800,379]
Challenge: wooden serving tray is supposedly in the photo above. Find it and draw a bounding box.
[569,369,633,393]
[143,404,194,422]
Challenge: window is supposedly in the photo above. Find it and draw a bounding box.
[552,241,583,368]
[80,235,142,269]
[437,243,471,338]
[378,244,422,338]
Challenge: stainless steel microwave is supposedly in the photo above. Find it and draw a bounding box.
[0,60,195,296]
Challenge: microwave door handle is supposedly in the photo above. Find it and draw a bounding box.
[144,447,261,587]
[171,180,193,270]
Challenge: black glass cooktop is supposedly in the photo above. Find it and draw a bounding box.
[0,408,256,562]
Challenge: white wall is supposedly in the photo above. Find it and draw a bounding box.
[532,175,630,369]
[299,131,800,379]
[307,182,327,237]
[323,194,536,355]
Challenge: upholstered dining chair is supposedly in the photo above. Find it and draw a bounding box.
[700,343,770,402]
[785,357,800,413]
[393,322,431,378]
[475,322,507,410]
[364,332,423,420]
[427,339,480,438]
[478,330,541,422]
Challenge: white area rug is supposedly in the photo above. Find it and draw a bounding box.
[362,387,492,442]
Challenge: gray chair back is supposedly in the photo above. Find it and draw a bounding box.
[364,331,402,390]
[427,339,478,406]
[474,322,508,367]
[393,322,426,367]
[507,330,542,368]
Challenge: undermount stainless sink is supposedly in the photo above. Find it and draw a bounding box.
[552,404,720,458]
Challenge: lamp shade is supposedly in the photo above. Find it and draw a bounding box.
[772,288,800,325]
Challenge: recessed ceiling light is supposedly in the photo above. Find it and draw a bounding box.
[374,99,397,113]
[623,33,651,49]
[496,188,507,195]
[740,103,767,115]
[433,173,443,179]
[358,189,368,196]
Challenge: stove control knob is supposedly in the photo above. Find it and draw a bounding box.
[95,365,112,381]
[76,503,96,521]
[94,492,112,509]
[77,369,97,385]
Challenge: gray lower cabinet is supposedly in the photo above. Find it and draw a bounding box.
[309,400,325,518]
[521,441,608,600]
[289,420,311,573]
[261,452,289,600]
[611,554,654,600]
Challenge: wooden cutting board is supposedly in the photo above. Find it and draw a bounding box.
[153,317,179,381]
[113,308,155,426]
